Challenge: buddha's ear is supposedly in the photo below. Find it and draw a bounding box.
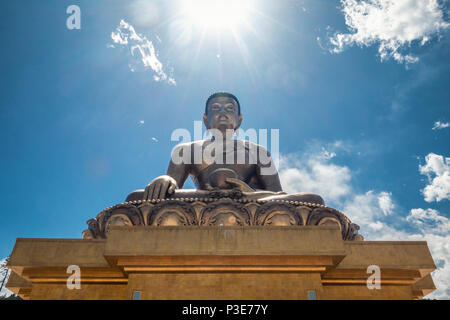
[235,114,243,129]
[203,113,210,129]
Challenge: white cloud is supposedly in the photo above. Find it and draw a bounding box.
[278,145,450,298]
[378,191,395,215]
[319,147,337,160]
[111,20,176,85]
[419,153,450,202]
[408,208,450,235]
[329,0,449,64]
[279,152,352,204]
[432,121,450,130]
[151,137,159,142]
[342,190,394,227]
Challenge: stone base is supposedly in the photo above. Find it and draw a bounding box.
[6,226,436,300]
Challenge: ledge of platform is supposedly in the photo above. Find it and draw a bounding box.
[7,226,436,300]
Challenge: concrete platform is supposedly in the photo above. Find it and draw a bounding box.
[6,226,436,300]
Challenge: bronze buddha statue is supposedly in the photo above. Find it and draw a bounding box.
[125,92,325,205]
[84,92,363,240]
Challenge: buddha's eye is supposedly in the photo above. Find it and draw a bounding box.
[211,105,219,110]
[226,106,234,112]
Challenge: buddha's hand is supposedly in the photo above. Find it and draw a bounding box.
[225,178,255,192]
[143,175,178,200]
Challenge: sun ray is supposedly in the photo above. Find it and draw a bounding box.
[163,0,290,94]
[183,25,208,98]
[229,26,259,90]
[215,31,223,87]
[250,6,301,37]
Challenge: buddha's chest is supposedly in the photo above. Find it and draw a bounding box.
[191,163,257,185]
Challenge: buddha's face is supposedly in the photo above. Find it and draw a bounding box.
[203,96,242,134]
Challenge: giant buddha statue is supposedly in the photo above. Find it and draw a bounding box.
[82,92,363,240]
[125,92,325,205]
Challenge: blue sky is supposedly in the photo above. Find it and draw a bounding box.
[1,0,449,298]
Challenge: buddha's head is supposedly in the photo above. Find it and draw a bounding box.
[203,92,242,134]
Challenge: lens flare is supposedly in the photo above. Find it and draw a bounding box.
[181,0,253,30]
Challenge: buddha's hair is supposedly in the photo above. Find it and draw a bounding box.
[205,92,241,115]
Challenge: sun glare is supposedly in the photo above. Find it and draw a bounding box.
[182,0,253,30]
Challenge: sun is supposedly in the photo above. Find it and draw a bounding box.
[181,0,253,30]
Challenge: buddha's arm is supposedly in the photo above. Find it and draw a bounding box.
[166,142,193,188]
[257,169,283,192]
[166,158,190,189]
[256,147,283,192]
[143,144,191,200]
